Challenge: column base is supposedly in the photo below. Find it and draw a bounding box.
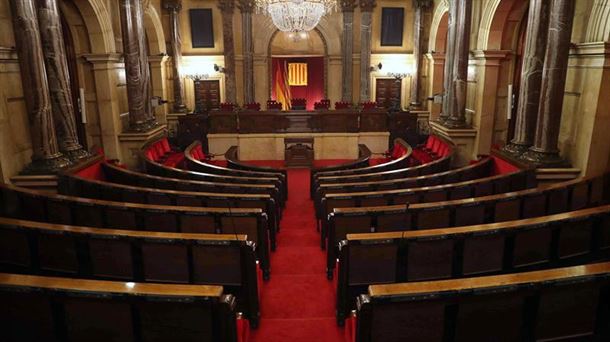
[501,142,531,156]
[430,121,477,167]
[521,148,570,168]
[119,124,167,169]
[20,154,72,175]
[126,119,160,133]
[442,117,469,129]
[62,146,92,162]
[173,104,188,113]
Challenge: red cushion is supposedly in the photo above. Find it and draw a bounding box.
[75,161,105,181]
[236,318,250,342]
[425,136,436,150]
[164,152,184,167]
[160,138,171,153]
[345,316,357,342]
[491,155,520,175]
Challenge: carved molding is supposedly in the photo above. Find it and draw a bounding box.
[359,0,375,12]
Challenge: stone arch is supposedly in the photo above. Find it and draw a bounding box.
[478,0,528,50]
[429,1,449,52]
[60,0,116,54]
[585,0,610,42]
[144,6,167,55]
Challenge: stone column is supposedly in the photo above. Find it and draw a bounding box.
[9,0,70,173]
[439,0,457,122]
[219,0,237,104]
[410,0,431,108]
[341,0,356,102]
[119,0,156,132]
[522,0,575,166]
[163,0,187,113]
[359,0,375,102]
[503,0,551,155]
[444,0,472,128]
[37,0,90,162]
[238,0,254,104]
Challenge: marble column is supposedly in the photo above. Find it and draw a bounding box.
[219,0,237,104]
[341,0,356,102]
[163,0,187,113]
[119,0,157,132]
[522,0,575,166]
[9,0,70,173]
[439,0,457,122]
[503,0,551,155]
[444,0,471,128]
[238,0,254,104]
[359,0,375,102]
[410,0,431,108]
[37,0,90,162]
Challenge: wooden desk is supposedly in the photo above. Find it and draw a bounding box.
[285,137,314,167]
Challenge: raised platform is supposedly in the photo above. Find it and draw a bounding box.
[208,132,389,161]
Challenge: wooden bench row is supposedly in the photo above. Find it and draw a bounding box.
[0,217,260,327]
[325,173,610,278]
[225,145,295,177]
[0,272,244,341]
[141,137,287,204]
[102,161,283,207]
[310,138,416,197]
[335,204,610,325]
[185,141,288,198]
[0,183,272,279]
[352,262,610,341]
[59,163,280,250]
[318,167,537,246]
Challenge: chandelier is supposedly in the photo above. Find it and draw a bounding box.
[256,0,337,32]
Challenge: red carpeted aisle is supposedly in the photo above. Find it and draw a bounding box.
[250,167,345,342]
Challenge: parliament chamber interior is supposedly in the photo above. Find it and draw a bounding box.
[1,0,610,341]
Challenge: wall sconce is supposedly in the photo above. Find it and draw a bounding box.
[387,72,410,80]
[214,63,226,73]
[369,63,383,72]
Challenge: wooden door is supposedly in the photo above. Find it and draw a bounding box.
[375,78,401,109]
[194,80,220,112]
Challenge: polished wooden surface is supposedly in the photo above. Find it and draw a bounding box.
[0,216,248,241]
[347,203,610,241]
[368,262,610,297]
[0,272,224,297]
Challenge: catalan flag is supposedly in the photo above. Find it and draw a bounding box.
[274,60,291,110]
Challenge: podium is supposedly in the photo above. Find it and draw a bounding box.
[284,137,313,167]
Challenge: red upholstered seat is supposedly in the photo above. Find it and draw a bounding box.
[163,152,184,167]
[335,101,351,109]
[491,155,520,175]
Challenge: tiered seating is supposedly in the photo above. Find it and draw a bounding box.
[185,141,288,198]
[141,136,286,205]
[58,158,280,251]
[351,262,610,341]
[410,134,452,165]
[310,138,417,197]
[308,145,372,191]
[225,145,295,177]
[325,173,609,278]
[316,159,535,234]
[0,272,245,341]
[0,183,272,279]
[141,135,184,168]
[336,204,610,324]
[0,217,261,327]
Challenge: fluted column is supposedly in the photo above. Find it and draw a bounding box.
[341,0,356,102]
[9,0,70,173]
[439,0,457,122]
[219,0,237,104]
[37,0,90,161]
[444,0,471,128]
[410,0,431,109]
[522,0,575,166]
[503,0,551,155]
[238,0,254,104]
[120,0,156,132]
[359,0,375,102]
[163,0,187,113]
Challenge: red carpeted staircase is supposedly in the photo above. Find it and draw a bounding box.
[250,168,345,342]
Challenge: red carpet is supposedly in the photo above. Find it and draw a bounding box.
[250,167,345,342]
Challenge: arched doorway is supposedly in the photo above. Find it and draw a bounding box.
[268,29,328,110]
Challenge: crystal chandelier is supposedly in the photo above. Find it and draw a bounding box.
[256,0,337,32]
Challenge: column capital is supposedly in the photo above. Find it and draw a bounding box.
[162,0,182,12]
[237,0,254,12]
[340,0,357,12]
[359,0,375,12]
[148,54,169,65]
[472,49,511,66]
[412,0,432,10]
[218,0,235,13]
